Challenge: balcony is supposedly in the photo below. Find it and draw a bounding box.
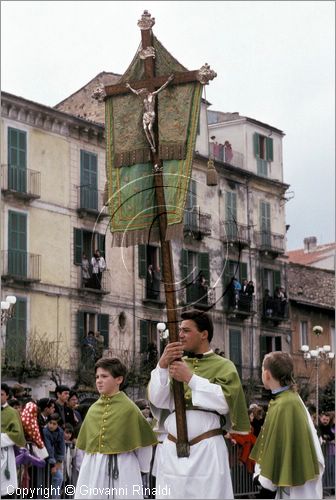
[224,292,256,319]
[1,164,41,200]
[77,186,108,220]
[261,297,289,324]
[183,283,210,310]
[209,142,244,169]
[1,250,41,283]
[220,222,249,247]
[142,275,165,306]
[255,231,285,256]
[77,266,111,295]
[184,208,211,240]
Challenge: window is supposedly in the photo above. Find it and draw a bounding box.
[80,150,98,211]
[138,245,162,300]
[229,329,242,378]
[181,249,209,305]
[300,321,309,346]
[140,319,160,354]
[6,297,27,366]
[254,133,273,177]
[262,268,281,296]
[8,210,27,277]
[74,228,105,264]
[77,311,109,348]
[184,179,198,230]
[225,191,237,238]
[224,260,248,289]
[8,127,27,192]
[260,335,282,363]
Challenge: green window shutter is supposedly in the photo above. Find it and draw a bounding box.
[239,262,248,283]
[198,252,210,283]
[74,228,83,264]
[97,233,106,259]
[98,314,109,348]
[275,336,282,351]
[138,245,147,278]
[266,137,273,162]
[273,270,281,289]
[253,133,260,157]
[260,336,268,363]
[8,127,27,168]
[140,320,149,354]
[6,297,27,366]
[260,201,271,232]
[226,191,237,221]
[229,329,242,378]
[181,249,189,283]
[77,311,85,343]
[8,211,27,277]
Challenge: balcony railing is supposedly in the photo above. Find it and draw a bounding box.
[78,266,111,294]
[1,164,41,199]
[185,283,210,309]
[255,231,285,255]
[77,186,108,218]
[224,293,256,318]
[1,250,41,282]
[184,208,211,239]
[221,222,249,246]
[261,297,289,322]
[209,142,244,169]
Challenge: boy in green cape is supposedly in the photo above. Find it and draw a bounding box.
[250,351,324,499]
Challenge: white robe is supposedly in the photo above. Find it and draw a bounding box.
[256,397,325,499]
[1,433,18,496]
[148,365,233,499]
[75,446,153,499]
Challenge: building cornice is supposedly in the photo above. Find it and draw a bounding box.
[1,91,105,145]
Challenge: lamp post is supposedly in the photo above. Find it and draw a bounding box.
[301,325,334,421]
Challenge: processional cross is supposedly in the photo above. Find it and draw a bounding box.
[102,11,216,458]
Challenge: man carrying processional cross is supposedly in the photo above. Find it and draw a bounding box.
[88,10,250,500]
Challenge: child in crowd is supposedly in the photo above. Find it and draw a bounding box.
[74,357,157,499]
[250,352,325,499]
[43,413,65,499]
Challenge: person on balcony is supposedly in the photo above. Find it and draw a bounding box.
[263,289,273,317]
[91,250,106,290]
[81,253,91,287]
[232,277,241,309]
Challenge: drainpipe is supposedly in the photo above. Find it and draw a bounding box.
[246,180,254,380]
[132,246,136,367]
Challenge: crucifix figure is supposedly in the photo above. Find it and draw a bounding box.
[126,74,174,152]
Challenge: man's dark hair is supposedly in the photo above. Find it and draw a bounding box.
[180,309,214,343]
[95,357,127,382]
[1,383,11,396]
[38,397,56,411]
[68,390,78,400]
[55,385,70,397]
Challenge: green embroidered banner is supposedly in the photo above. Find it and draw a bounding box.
[105,38,202,247]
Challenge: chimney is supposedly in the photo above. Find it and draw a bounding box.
[303,236,317,253]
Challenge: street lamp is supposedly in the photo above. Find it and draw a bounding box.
[300,325,334,421]
[1,295,16,326]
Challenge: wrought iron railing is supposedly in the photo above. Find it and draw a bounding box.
[77,185,108,217]
[1,164,41,198]
[184,208,211,237]
[255,231,285,254]
[1,250,41,282]
[221,221,249,245]
[77,266,111,294]
[209,142,245,169]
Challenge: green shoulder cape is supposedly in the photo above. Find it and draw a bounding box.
[76,391,157,454]
[249,390,320,486]
[1,405,26,447]
[182,353,250,433]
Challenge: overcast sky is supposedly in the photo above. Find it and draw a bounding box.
[2,1,334,250]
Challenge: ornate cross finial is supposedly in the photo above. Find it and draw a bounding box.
[137,10,155,30]
[139,46,156,60]
[197,63,217,85]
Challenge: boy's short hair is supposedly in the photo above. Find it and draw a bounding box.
[1,383,11,396]
[263,351,294,387]
[48,412,61,423]
[64,423,74,434]
[38,397,56,411]
[180,309,214,342]
[55,385,70,397]
[95,357,127,382]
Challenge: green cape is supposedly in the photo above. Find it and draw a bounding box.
[181,353,250,433]
[249,390,320,486]
[76,391,157,454]
[1,405,26,447]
